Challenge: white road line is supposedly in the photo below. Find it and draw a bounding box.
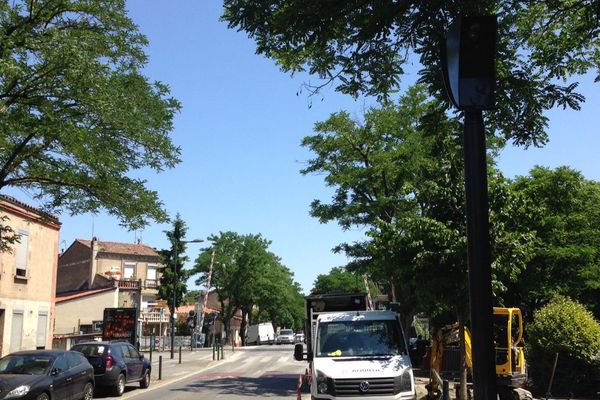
[119,352,242,400]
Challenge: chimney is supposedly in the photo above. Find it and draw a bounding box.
[89,237,100,289]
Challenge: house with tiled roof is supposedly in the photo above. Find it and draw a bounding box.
[0,195,61,357]
[54,237,168,341]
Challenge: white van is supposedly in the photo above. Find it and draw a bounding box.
[246,322,275,345]
[296,310,415,400]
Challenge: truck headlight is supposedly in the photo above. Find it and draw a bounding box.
[316,370,333,394]
[400,370,413,392]
[5,385,31,399]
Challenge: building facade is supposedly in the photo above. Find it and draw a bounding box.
[56,238,168,340]
[0,195,60,357]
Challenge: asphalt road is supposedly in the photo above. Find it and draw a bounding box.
[102,345,307,400]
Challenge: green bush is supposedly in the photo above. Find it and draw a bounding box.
[526,296,600,397]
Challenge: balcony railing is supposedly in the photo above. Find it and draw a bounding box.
[115,279,141,290]
[141,311,170,323]
[144,279,158,289]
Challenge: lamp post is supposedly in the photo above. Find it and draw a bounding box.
[170,238,203,359]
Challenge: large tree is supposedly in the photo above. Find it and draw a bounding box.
[301,86,535,398]
[505,166,600,319]
[223,0,596,147]
[193,231,304,345]
[159,214,192,316]
[312,267,362,294]
[0,0,180,248]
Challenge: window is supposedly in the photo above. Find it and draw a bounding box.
[127,344,140,359]
[123,263,135,279]
[36,312,48,349]
[147,265,157,280]
[118,344,131,358]
[52,355,68,374]
[66,352,82,368]
[15,231,29,278]
[9,311,23,353]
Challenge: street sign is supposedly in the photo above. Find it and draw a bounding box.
[443,16,497,109]
[156,300,168,308]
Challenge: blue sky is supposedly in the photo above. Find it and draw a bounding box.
[8,2,600,293]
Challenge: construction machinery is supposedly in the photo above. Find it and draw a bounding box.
[429,307,531,400]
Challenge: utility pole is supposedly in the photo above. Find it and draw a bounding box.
[197,247,216,346]
[363,273,374,310]
[442,16,498,400]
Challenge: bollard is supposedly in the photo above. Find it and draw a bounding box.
[149,346,153,363]
[179,345,182,364]
[212,343,215,360]
[220,343,224,359]
[442,380,449,400]
[158,356,162,380]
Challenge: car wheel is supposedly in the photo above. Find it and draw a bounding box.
[113,373,125,397]
[36,393,50,400]
[82,382,94,400]
[140,370,151,389]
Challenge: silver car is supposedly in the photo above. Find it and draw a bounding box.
[276,329,295,344]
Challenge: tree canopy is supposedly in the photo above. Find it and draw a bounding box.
[223,0,597,146]
[312,267,363,294]
[158,214,192,315]
[504,166,600,318]
[0,0,180,246]
[193,231,305,344]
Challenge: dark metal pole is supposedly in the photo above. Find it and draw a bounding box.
[463,110,497,400]
[170,245,178,359]
[158,355,162,380]
[179,345,182,364]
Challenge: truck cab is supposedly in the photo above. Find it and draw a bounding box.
[296,296,416,400]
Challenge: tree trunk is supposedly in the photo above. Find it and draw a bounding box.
[458,312,469,400]
[240,308,250,346]
[402,312,415,343]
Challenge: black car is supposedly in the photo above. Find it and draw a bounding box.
[71,341,150,397]
[0,350,94,400]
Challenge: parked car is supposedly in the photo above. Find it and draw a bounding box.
[0,350,94,400]
[276,329,295,345]
[294,332,305,343]
[71,341,150,397]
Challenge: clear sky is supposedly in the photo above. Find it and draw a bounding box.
[8,2,600,294]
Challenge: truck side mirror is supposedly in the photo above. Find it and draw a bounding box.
[294,343,304,361]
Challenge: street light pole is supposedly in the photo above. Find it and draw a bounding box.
[170,238,203,359]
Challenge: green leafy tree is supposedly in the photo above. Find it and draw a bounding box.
[0,0,181,249]
[505,166,600,318]
[193,231,304,345]
[159,214,191,316]
[312,267,361,294]
[526,296,600,397]
[223,0,595,147]
[301,86,535,399]
[182,290,201,305]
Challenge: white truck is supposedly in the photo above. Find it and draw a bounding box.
[294,293,415,400]
[246,322,275,345]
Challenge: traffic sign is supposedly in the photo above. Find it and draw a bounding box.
[156,300,168,308]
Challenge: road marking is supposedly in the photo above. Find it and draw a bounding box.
[119,352,242,400]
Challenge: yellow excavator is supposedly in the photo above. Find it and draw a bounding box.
[429,307,531,400]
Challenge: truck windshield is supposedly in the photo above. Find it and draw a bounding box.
[316,319,406,357]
